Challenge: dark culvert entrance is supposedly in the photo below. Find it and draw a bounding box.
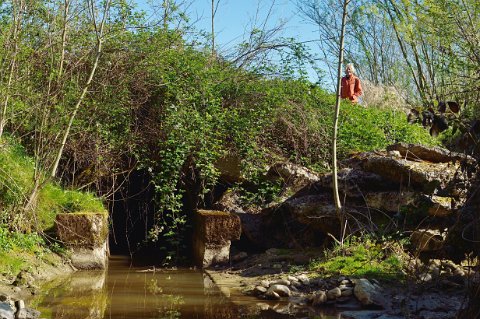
[108,168,198,266]
[109,169,155,259]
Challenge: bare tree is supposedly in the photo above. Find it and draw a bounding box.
[332,0,350,246]
[0,0,25,139]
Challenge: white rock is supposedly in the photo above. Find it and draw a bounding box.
[254,286,267,295]
[353,278,384,306]
[272,279,291,286]
[297,274,310,285]
[267,284,291,297]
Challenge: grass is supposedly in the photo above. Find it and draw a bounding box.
[308,236,406,280]
[0,137,107,277]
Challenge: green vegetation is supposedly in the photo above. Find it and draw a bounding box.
[0,0,475,265]
[0,225,45,275]
[0,139,105,275]
[308,236,407,280]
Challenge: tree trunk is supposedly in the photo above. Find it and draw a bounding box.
[50,0,111,178]
[332,0,349,246]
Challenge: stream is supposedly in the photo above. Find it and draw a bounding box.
[29,256,341,319]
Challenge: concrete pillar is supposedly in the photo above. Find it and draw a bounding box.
[55,212,109,269]
[193,210,241,268]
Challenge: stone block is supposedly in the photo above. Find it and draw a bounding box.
[193,210,241,268]
[55,212,108,270]
[56,213,108,248]
[194,210,241,244]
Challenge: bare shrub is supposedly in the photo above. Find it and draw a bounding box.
[361,79,409,111]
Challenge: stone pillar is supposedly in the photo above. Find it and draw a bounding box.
[55,212,109,269]
[193,210,241,268]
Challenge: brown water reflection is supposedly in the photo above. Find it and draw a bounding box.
[32,256,340,319]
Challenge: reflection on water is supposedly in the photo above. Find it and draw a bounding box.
[32,256,339,319]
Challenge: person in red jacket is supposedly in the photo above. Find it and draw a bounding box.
[341,63,363,103]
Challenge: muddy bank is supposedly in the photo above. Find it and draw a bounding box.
[206,248,472,319]
[0,252,74,319]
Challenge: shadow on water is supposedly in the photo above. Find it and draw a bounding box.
[31,256,340,319]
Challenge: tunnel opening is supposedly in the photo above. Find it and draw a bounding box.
[108,169,155,258]
[108,168,198,266]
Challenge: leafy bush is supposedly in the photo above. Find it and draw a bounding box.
[338,104,440,157]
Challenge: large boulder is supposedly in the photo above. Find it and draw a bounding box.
[362,153,468,195]
[55,212,109,269]
[266,162,320,193]
[387,142,475,164]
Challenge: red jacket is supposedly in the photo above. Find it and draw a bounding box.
[341,75,362,103]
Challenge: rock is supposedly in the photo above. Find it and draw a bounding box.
[287,275,299,283]
[327,287,342,300]
[418,311,457,319]
[55,212,108,248]
[69,242,109,269]
[352,278,385,307]
[266,284,291,297]
[15,308,40,319]
[0,302,14,319]
[386,142,475,164]
[410,229,446,252]
[419,273,433,282]
[271,279,290,286]
[362,153,469,195]
[260,280,270,288]
[266,162,320,193]
[253,286,267,295]
[312,291,327,306]
[341,288,353,297]
[15,300,24,310]
[364,191,417,213]
[193,210,241,268]
[265,290,281,300]
[297,274,310,285]
[214,154,243,184]
[341,311,403,319]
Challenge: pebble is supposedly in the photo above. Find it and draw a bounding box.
[260,280,270,288]
[297,274,310,285]
[419,273,432,282]
[272,279,290,286]
[254,286,267,295]
[327,287,342,300]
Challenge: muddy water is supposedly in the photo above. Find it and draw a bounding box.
[31,256,340,319]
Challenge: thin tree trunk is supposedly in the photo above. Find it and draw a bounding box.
[211,0,215,56]
[332,0,349,246]
[58,0,70,80]
[50,0,111,178]
[0,0,23,139]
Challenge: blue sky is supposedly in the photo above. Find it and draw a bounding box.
[134,0,325,83]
